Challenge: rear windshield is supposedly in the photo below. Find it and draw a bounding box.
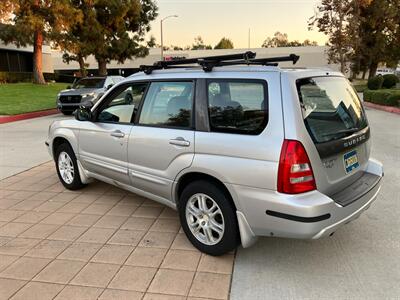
[296,77,368,144]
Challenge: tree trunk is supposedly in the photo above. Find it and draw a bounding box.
[78,55,87,77]
[362,69,367,80]
[33,30,45,84]
[98,58,107,76]
[368,62,378,79]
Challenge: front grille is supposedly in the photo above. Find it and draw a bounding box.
[59,95,82,103]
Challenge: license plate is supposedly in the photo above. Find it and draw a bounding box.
[344,150,359,174]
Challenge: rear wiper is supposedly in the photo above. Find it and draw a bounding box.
[323,128,359,137]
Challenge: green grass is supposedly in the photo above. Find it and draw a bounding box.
[0,82,68,115]
[351,79,368,93]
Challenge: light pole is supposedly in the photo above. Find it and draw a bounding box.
[160,15,178,61]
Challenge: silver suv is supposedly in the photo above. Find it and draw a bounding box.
[46,52,383,255]
[57,76,124,115]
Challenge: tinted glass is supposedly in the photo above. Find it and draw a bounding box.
[97,83,147,123]
[208,80,267,134]
[296,77,368,144]
[139,81,193,128]
[74,78,105,89]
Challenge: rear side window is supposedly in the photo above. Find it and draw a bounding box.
[207,80,268,134]
[296,77,368,144]
[139,81,194,128]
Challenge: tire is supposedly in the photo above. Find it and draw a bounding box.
[55,143,86,190]
[178,180,239,256]
[61,110,73,115]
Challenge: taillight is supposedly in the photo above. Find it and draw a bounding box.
[277,139,316,194]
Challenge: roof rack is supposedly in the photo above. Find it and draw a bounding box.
[140,52,300,74]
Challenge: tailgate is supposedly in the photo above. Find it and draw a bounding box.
[296,76,370,195]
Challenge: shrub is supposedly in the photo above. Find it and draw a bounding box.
[382,74,400,89]
[0,72,55,83]
[364,89,400,107]
[367,75,384,90]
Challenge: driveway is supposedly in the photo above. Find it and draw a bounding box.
[0,114,67,180]
[0,163,234,299]
[231,108,400,299]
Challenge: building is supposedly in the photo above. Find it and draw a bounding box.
[0,42,342,81]
[52,46,343,78]
[0,41,53,74]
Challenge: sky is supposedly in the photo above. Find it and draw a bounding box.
[146,0,328,49]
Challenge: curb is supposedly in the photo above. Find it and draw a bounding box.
[364,102,400,115]
[0,108,59,124]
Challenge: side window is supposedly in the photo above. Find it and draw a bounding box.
[97,83,147,123]
[207,80,267,134]
[139,81,194,128]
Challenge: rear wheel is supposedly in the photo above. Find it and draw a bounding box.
[178,180,239,256]
[55,143,85,190]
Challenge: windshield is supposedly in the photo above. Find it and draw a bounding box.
[296,76,368,144]
[73,78,105,89]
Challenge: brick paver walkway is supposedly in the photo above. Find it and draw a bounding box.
[0,162,234,300]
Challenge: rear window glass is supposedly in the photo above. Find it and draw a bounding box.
[207,80,268,134]
[296,77,368,144]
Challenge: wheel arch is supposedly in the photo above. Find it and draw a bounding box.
[174,171,239,212]
[51,127,79,158]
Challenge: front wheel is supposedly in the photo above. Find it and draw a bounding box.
[178,180,239,256]
[55,143,85,190]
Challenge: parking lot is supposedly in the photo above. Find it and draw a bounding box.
[0,107,399,299]
[231,108,400,299]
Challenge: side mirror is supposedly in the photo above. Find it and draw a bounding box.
[106,84,114,90]
[66,85,72,89]
[74,105,92,121]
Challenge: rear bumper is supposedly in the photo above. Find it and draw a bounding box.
[231,158,383,243]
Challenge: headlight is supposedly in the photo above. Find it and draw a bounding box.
[57,93,61,100]
[82,92,96,99]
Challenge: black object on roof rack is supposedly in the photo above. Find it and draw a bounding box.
[139,52,300,74]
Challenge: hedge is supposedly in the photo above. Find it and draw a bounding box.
[363,89,400,107]
[0,72,55,83]
[382,74,400,89]
[367,75,384,90]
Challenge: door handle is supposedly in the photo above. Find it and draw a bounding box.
[110,130,125,138]
[169,137,190,147]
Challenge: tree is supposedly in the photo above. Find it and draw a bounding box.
[308,0,353,73]
[66,0,158,76]
[261,32,318,48]
[0,1,82,84]
[356,0,400,78]
[0,1,14,23]
[191,36,212,50]
[54,0,96,78]
[214,37,234,49]
[262,32,289,47]
[147,35,157,48]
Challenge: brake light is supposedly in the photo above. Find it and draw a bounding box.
[278,139,316,194]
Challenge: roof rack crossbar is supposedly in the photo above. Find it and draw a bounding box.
[139,52,299,74]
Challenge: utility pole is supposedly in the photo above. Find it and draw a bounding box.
[160,15,178,61]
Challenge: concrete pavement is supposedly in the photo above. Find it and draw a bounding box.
[231,108,400,299]
[0,114,67,180]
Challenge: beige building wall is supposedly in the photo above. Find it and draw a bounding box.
[52,46,343,74]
